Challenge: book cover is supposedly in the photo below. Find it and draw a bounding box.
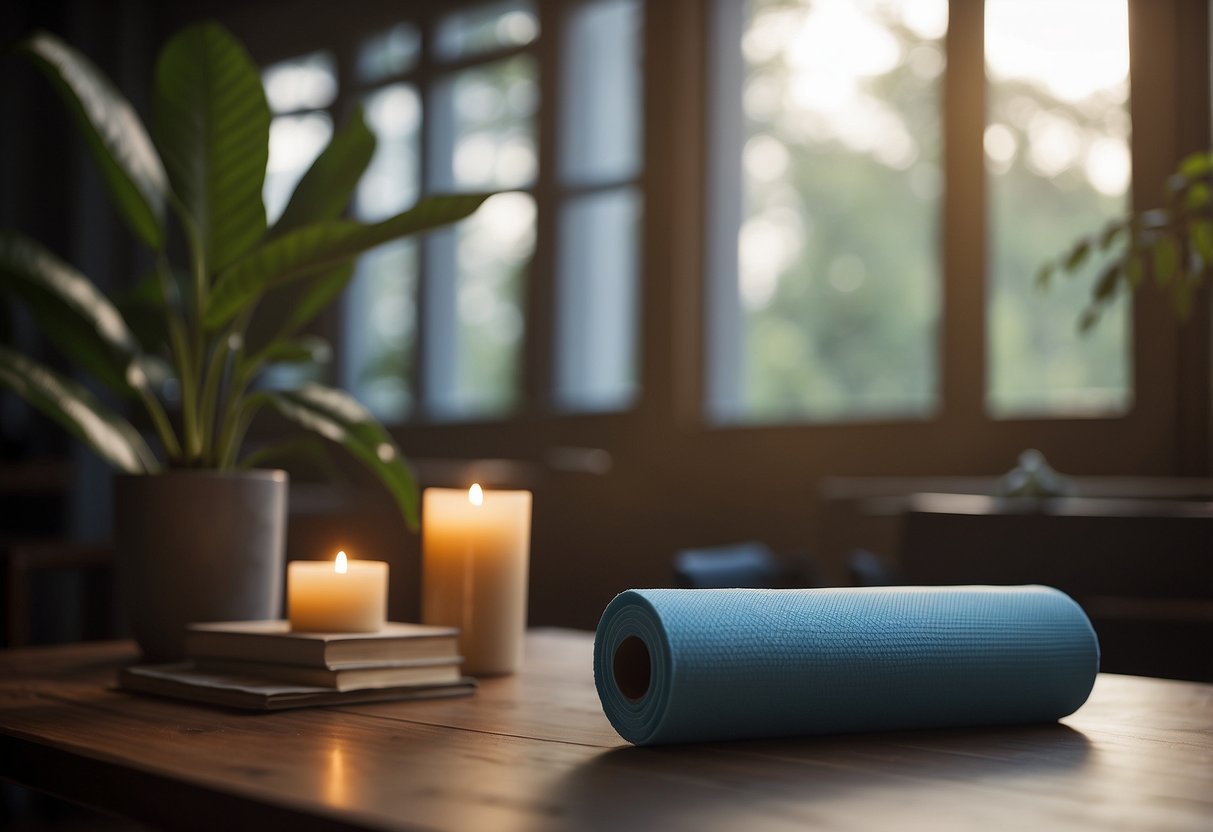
[118,663,476,711]
[193,657,464,691]
[185,620,460,669]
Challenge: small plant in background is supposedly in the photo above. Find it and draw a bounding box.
[1038,150,1213,332]
[0,23,493,528]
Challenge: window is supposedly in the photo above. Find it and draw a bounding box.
[346,75,422,417]
[251,0,1206,485]
[262,52,338,226]
[240,1,1208,618]
[708,0,1140,425]
[985,0,1131,417]
[262,1,644,424]
[353,7,540,423]
[260,51,339,391]
[709,0,945,424]
[555,0,644,412]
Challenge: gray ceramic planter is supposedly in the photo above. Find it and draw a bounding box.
[114,469,288,661]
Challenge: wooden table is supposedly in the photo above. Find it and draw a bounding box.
[2,630,1211,831]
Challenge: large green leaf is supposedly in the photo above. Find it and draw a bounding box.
[257,334,332,365]
[0,231,150,397]
[237,436,342,480]
[262,383,418,529]
[1178,151,1213,181]
[154,22,270,272]
[279,262,356,335]
[1152,233,1180,287]
[114,267,180,355]
[271,108,376,236]
[18,32,167,250]
[1191,219,1213,264]
[248,261,354,356]
[251,109,374,352]
[0,346,159,474]
[248,110,374,354]
[205,193,492,329]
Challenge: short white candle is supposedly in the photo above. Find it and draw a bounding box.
[422,484,532,675]
[288,551,388,632]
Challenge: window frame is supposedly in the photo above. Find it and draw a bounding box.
[233,0,1210,479]
[690,0,1210,471]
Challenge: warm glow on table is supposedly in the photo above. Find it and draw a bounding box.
[422,484,531,675]
[288,551,388,632]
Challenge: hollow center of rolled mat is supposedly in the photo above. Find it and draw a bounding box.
[613,636,651,700]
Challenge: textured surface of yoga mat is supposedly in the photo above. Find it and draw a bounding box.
[594,585,1099,746]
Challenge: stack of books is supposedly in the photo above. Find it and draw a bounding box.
[119,621,475,710]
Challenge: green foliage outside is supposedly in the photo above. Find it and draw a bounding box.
[741,0,1130,421]
[1040,150,1213,331]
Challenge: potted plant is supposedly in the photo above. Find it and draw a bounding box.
[0,23,490,659]
[1038,150,1213,330]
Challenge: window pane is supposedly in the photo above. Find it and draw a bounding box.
[358,84,422,218]
[430,193,536,419]
[985,0,1131,417]
[711,0,945,423]
[344,241,418,421]
[344,84,424,422]
[432,56,539,191]
[561,0,643,184]
[264,113,333,226]
[358,23,421,82]
[555,187,642,411]
[262,51,337,113]
[435,1,539,62]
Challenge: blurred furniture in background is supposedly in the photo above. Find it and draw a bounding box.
[818,476,1213,580]
[0,458,74,537]
[819,477,1213,681]
[674,542,782,588]
[900,493,1213,681]
[0,458,121,648]
[674,541,818,589]
[1,541,116,648]
[846,548,899,587]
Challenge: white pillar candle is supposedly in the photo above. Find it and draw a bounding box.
[422,484,532,675]
[288,551,388,632]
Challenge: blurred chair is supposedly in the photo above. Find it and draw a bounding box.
[846,548,900,587]
[2,540,116,647]
[898,493,1213,681]
[674,542,816,589]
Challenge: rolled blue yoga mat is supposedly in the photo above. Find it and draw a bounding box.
[593,585,1099,746]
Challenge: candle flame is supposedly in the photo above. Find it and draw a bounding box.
[335,551,348,574]
[468,483,484,507]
